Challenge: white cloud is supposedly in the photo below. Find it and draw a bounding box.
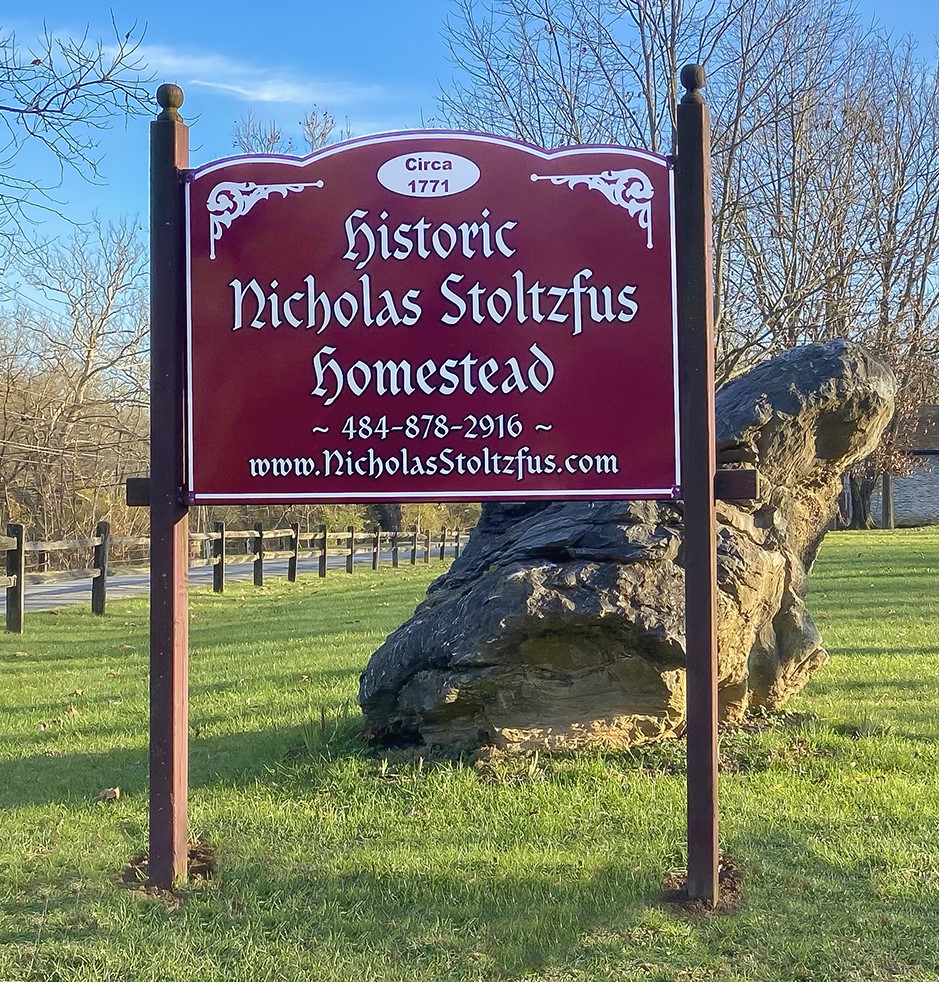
[138,43,390,107]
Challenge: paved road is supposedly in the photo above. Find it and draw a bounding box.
[1,552,417,613]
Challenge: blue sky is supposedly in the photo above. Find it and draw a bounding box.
[5,0,452,240]
[4,0,939,243]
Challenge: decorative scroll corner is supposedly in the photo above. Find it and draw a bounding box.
[530,168,655,249]
[206,180,325,259]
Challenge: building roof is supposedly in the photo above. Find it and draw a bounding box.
[905,405,939,453]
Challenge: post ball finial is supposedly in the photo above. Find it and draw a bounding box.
[156,83,184,119]
[680,64,707,104]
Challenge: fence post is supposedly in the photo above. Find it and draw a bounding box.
[453,528,461,560]
[392,530,399,568]
[289,522,300,582]
[439,527,448,561]
[253,523,264,586]
[346,525,355,574]
[319,525,328,577]
[424,528,431,564]
[213,521,225,593]
[372,526,381,570]
[91,520,111,616]
[5,523,24,634]
[410,525,418,565]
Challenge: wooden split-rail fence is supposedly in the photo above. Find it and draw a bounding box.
[2,522,467,634]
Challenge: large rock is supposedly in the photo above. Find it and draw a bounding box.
[359,341,896,750]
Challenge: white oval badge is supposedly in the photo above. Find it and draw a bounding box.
[377,152,480,197]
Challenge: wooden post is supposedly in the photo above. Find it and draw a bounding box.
[212,521,226,593]
[392,530,400,568]
[439,527,448,561]
[882,474,895,530]
[253,523,264,586]
[453,528,461,559]
[5,523,24,634]
[346,525,355,573]
[410,525,418,565]
[149,84,190,890]
[319,525,328,577]
[677,64,719,906]
[289,522,300,582]
[372,526,381,570]
[91,520,110,616]
[424,528,431,564]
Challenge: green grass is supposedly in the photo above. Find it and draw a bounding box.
[1,531,939,981]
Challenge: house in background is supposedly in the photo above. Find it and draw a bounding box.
[872,405,939,527]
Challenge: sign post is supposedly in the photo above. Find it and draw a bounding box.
[676,65,719,905]
[149,84,190,889]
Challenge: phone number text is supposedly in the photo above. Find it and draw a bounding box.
[339,413,528,440]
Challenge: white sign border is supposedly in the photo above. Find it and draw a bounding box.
[184,131,681,503]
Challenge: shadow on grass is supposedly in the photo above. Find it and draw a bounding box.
[824,646,939,659]
[0,860,648,980]
[0,725,308,809]
[257,862,651,977]
[5,825,938,981]
[0,661,361,749]
[3,704,939,980]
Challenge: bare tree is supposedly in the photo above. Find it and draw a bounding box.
[441,0,939,527]
[0,220,149,541]
[0,20,150,268]
[710,0,869,374]
[233,103,353,154]
[300,104,353,150]
[232,111,290,155]
[440,0,874,373]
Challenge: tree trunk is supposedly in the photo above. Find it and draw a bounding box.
[848,472,877,529]
[836,474,851,529]
[369,503,402,531]
[882,474,895,529]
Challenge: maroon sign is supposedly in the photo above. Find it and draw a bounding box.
[185,132,679,502]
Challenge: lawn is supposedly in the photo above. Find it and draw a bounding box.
[1,530,938,981]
